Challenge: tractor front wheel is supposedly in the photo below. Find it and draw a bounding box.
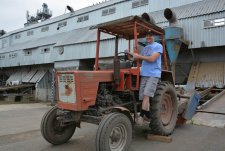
[96,113,132,151]
[150,82,178,135]
[41,106,76,145]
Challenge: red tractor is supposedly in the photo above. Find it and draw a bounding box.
[41,15,178,151]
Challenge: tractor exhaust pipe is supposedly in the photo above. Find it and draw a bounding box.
[67,5,74,13]
[141,13,156,25]
[114,36,120,85]
[164,8,177,26]
[0,30,6,37]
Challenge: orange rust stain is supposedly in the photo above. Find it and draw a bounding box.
[176,114,187,126]
[64,84,72,96]
[60,83,73,96]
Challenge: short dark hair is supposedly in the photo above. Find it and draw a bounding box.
[146,31,153,36]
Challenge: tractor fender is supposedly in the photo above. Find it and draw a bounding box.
[112,107,134,125]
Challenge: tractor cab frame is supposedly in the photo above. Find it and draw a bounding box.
[94,15,173,87]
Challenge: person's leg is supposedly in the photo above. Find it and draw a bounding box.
[139,77,146,101]
[139,77,151,119]
[137,77,147,125]
[143,77,159,118]
[142,95,150,118]
[142,95,149,111]
[139,77,148,118]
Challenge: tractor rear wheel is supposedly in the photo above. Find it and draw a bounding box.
[41,106,76,145]
[150,81,178,135]
[96,113,132,151]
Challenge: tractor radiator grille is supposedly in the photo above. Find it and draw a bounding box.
[58,74,76,103]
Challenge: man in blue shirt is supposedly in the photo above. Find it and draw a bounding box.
[133,31,163,125]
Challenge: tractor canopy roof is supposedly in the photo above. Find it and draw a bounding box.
[90,15,164,40]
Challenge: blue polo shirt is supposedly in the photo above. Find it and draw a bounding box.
[140,42,163,78]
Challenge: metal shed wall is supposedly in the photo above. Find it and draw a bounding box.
[149,0,202,12]
[0,38,133,67]
[0,0,203,51]
[0,45,55,67]
[152,0,225,23]
[54,38,133,61]
[1,0,202,39]
[35,70,52,101]
[0,0,224,68]
[152,0,225,49]
[156,11,225,49]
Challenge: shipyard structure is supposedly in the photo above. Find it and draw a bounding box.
[0,0,225,102]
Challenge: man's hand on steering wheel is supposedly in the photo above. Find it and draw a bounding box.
[118,50,134,62]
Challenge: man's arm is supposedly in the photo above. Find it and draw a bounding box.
[133,52,160,62]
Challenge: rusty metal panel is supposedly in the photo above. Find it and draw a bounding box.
[186,63,200,91]
[196,62,224,88]
[186,62,225,89]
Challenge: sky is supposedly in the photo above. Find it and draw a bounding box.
[0,0,103,32]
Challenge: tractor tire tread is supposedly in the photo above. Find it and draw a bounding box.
[96,113,132,151]
[149,82,178,136]
[40,106,76,145]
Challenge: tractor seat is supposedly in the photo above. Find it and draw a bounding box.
[99,61,132,70]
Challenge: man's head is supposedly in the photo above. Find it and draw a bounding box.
[145,31,154,44]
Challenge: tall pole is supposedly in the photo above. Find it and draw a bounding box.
[134,21,140,68]
[114,36,120,85]
[134,20,140,90]
[161,36,168,70]
[94,29,101,71]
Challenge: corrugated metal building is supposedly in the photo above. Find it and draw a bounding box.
[152,0,225,48]
[0,0,225,101]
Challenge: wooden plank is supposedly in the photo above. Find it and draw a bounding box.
[186,63,200,91]
[146,134,172,143]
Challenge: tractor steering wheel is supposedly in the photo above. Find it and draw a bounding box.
[118,50,134,62]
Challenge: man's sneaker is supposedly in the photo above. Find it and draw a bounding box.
[136,116,144,126]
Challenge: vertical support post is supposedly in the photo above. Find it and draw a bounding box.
[51,69,56,105]
[134,21,140,68]
[115,36,119,59]
[134,21,138,54]
[134,20,140,90]
[161,36,168,70]
[95,29,101,71]
[114,36,120,85]
[128,39,131,52]
[128,39,131,60]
